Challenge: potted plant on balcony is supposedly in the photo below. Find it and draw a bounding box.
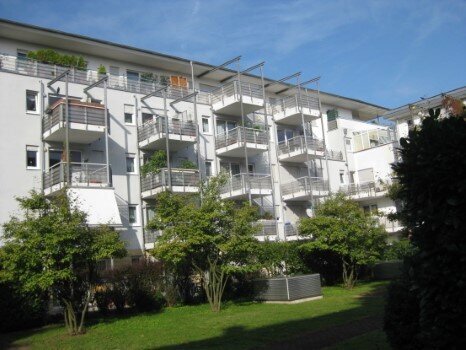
[140,150,167,176]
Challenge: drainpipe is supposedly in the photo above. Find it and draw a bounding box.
[65,72,70,184]
[40,81,45,193]
[104,79,111,185]
[191,60,203,189]
[163,92,172,190]
[134,95,146,253]
[317,82,331,193]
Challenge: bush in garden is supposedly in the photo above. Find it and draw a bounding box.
[384,108,466,349]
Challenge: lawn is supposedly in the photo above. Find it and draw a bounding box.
[1,281,388,350]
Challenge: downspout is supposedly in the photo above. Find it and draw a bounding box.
[317,82,331,193]
[190,61,203,190]
[104,79,111,186]
[40,81,45,193]
[134,95,146,253]
[163,92,172,190]
[65,72,71,184]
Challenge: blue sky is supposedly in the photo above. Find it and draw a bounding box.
[1,0,465,108]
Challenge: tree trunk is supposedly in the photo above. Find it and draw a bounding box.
[193,258,228,312]
[342,259,357,289]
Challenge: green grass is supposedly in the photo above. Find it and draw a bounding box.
[1,281,388,350]
[326,330,390,350]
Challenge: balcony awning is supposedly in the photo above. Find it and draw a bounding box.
[67,188,122,226]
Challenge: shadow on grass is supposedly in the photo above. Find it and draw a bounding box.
[0,282,387,350]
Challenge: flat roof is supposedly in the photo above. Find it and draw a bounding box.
[0,18,388,119]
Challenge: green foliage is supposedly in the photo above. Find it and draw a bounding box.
[1,191,126,335]
[150,175,260,311]
[299,193,386,288]
[256,241,310,276]
[97,64,107,75]
[179,159,197,169]
[384,109,466,349]
[0,280,48,333]
[140,150,167,176]
[141,72,158,83]
[382,239,415,261]
[26,49,87,70]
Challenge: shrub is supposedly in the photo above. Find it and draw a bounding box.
[384,109,466,348]
[382,238,415,261]
[26,49,87,70]
[97,64,107,75]
[132,289,165,312]
[0,281,48,333]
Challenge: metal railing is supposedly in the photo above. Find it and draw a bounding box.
[210,80,263,106]
[378,216,402,232]
[215,126,268,150]
[325,149,344,161]
[0,54,210,104]
[339,181,385,198]
[273,93,319,115]
[277,135,324,157]
[138,117,197,142]
[43,101,105,133]
[220,173,272,195]
[141,168,199,192]
[43,162,109,189]
[281,176,329,197]
[284,223,298,236]
[255,220,278,236]
[144,230,162,244]
[327,119,338,131]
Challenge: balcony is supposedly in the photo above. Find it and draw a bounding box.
[378,216,403,234]
[141,168,199,199]
[210,80,264,116]
[339,181,387,201]
[43,100,105,144]
[255,220,278,237]
[220,173,272,200]
[138,117,197,151]
[43,162,109,196]
[281,177,329,202]
[273,94,320,125]
[0,54,211,104]
[277,136,325,162]
[144,229,162,250]
[215,126,268,157]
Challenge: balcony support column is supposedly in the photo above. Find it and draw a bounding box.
[104,79,111,186]
[316,82,331,193]
[163,92,172,191]
[65,72,71,185]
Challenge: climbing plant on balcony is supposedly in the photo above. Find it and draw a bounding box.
[179,159,197,169]
[140,150,167,176]
[26,49,87,70]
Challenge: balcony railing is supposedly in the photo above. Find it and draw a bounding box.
[43,162,109,189]
[281,177,329,197]
[339,181,386,198]
[220,173,272,196]
[144,230,162,245]
[255,220,278,236]
[284,223,298,237]
[0,54,210,104]
[43,100,105,132]
[210,80,263,106]
[277,135,324,157]
[141,168,199,192]
[138,117,197,142]
[215,126,268,149]
[325,149,344,161]
[273,94,319,115]
[378,216,402,232]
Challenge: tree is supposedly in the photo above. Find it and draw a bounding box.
[384,108,466,349]
[0,191,126,335]
[149,175,260,311]
[298,193,386,288]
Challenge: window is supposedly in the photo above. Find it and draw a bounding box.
[363,204,378,215]
[17,49,28,61]
[109,66,120,76]
[216,120,237,135]
[49,150,81,168]
[339,170,345,184]
[142,112,153,124]
[202,117,210,133]
[230,163,241,176]
[170,76,188,88]
[127,70,139,81]
[205,161,212,177]
[26,146,39,169]
[345,138,352,151]
[126,154,136,173]
[26,90,38,113]
[124,104,134,125]
[248,164,255,174]
[128,205,138,225]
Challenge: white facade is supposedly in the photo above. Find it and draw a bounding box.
[0,19,401,257]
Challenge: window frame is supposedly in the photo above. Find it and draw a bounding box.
[202,116,211,134]
[124,104,135,125]
[205,161,212,177]
[128,205,139,226]
[26,145,39,170]
[26,90,39,114]
[126,154,136,174]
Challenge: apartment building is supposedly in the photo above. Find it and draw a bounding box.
[0,19,401,260]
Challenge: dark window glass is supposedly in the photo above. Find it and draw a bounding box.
[27,150,37,167]
[26,91,37,112]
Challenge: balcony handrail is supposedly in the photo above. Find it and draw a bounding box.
[255,220,278,236]
[277,135,324,155]
[0,53,210,104]
[138,116,197,142]
[43,162,109,189]
[215,126,268,149]
[141,168,199,192]
[339,180,387,196]
[220,173,272,195]
[280,93,320,112]
[281,176,329,196]
[210,79,263,105]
